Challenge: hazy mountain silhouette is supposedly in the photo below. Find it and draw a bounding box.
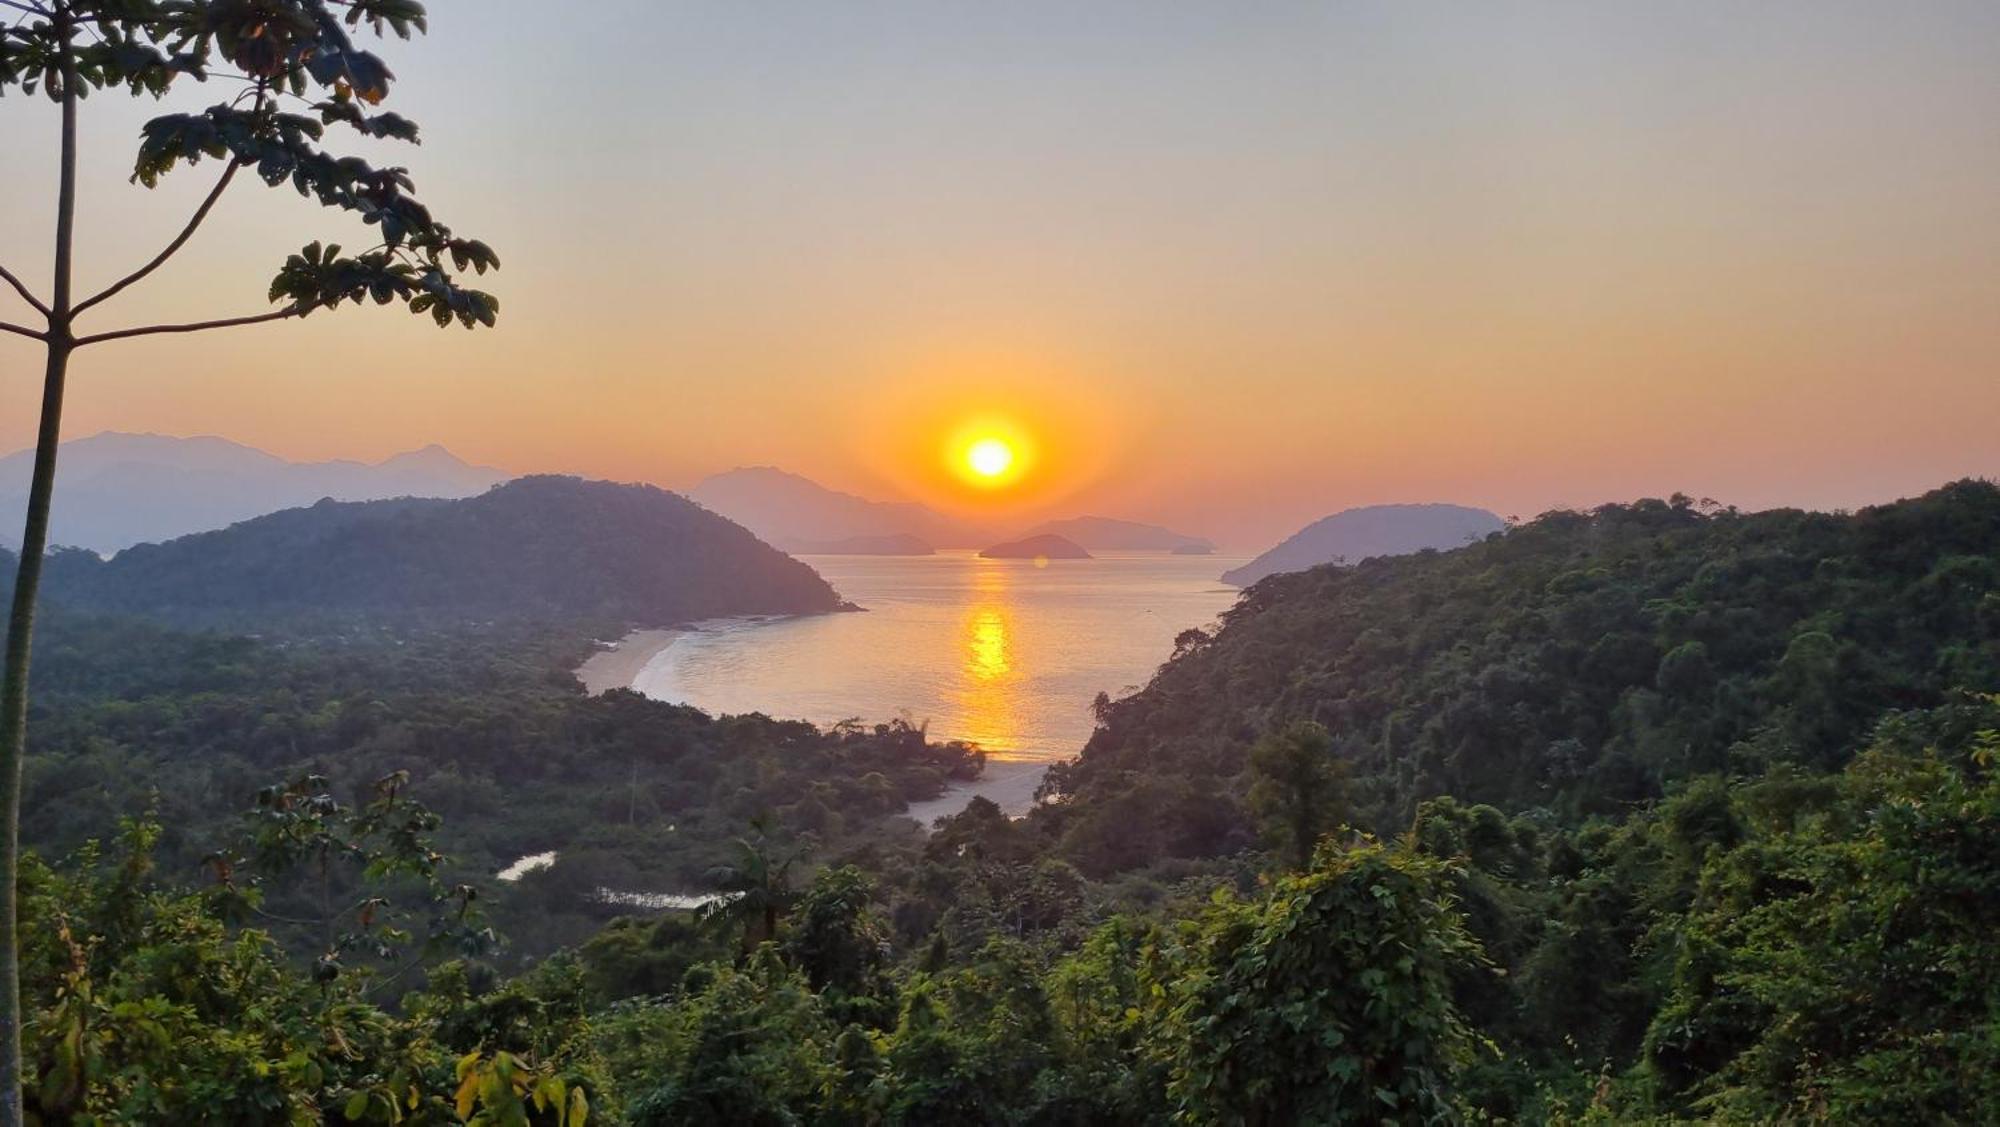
[1017,515,1213,553]
[789,533,936,556]
[981,533,1093,560]
[0,431,510,555]
[16,475,844,627]
[1222,503,1505,586]
[688,466,985,550]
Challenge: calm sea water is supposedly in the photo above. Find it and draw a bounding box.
[629,550,1249,764]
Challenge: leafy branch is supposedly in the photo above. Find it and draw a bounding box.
[0,0,497,339]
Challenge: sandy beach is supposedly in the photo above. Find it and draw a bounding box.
[901,757,1050,826]
[574,629,681,695]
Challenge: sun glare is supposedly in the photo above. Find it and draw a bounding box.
[941,416,1038,492]
[967,438,1014,479]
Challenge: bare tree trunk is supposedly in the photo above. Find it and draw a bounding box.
[0,12,77,1119]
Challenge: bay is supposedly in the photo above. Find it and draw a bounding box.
[627,550,1247,776]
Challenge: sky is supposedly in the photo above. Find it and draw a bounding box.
[3,1,1999,549]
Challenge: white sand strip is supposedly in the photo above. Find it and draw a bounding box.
[901,757,1050,827]
[575,629,682,695]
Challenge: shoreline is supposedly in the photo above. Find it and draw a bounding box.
[902,757,1050,825]
[575,623,1057,825]
[575,628,683,695]
[576,614,811,697]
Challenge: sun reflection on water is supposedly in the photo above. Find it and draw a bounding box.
[969,610,1011,679]
[956,561,1023,757]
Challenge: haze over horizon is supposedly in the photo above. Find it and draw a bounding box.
[14,429,1989,558]
[4,1,1998,548]
[6,4,2000,1118]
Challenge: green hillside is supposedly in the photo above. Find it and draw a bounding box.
[13,475,846,628]
[1040,482,2000,873]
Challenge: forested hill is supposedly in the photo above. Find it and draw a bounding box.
[10,475,847,627]
[1043,481,2000,871]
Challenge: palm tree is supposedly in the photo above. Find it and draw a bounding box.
[698,815,806,955]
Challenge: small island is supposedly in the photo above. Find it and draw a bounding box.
[979,533,1093,560]
[1171,542,1215,555]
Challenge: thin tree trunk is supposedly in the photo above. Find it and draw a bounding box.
[0,12,78,1119]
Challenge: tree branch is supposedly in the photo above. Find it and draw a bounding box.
[245,903,323,928]
[0,264,47,317]
[74,305,302,346]
[73,161,243,317]
[365,953,434,1001]
[0,321,43,343]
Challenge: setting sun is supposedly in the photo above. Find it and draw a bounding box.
[941,417,1039,494]
[967,438,1014,479]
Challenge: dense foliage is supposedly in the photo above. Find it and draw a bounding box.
[1643,705,2000,1121]
[582,697,2000,1124]
[22,812,603,1124]
[19,692,1999,1122]
[13,615,978,961]
[10,476,847,628]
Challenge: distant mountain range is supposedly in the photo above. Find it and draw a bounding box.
[790,533,937,556]
[687,467,985,551]
[687,466,1219,556]
[14,475,845,627]
[1019,515,1213,554]
[0,432,510,555]
[1222,503,1505,586]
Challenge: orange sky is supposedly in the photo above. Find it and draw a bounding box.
[4,2,1998,548]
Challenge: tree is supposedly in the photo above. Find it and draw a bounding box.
[783,865,890,1000]
[1246,719,1349,870]
[0,2,496,1117]
[699,817,805,956]
[205,771,496,987]
[620,957,835,1127]
[1166,840,1484,1125]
